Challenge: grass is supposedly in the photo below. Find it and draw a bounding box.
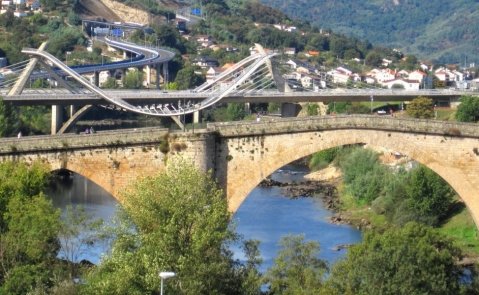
[336,184,388,229]
[337,184,479,256]
[438,206,479,256]
[435,108,456,121]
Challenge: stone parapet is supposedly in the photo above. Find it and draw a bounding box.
[207,115,479,138]
[0,127,210,155]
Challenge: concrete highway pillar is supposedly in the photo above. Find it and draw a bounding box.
[193,110,201,124]
[123,51,127,59]
[51,105,63,135]
[94,71,100,87]
[162,62,169,85]
[156,63,161,89]
[244,102,251,114]
[69,105,77,117]
[145,65,151,87]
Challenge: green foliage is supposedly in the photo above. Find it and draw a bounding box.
[309,147,340,171]
[323,223,463,295]
[268,102,281,113]
[305,103,319,116]
[101,77,118,89]
[260,0,479,63]
[47,26,86,57]
[83,159,257,294]
[456,96,479,122]
[264,235,328,295]
[18,105,50,135]
[122,69,144,89]
[226,103,246,121]
[67,9,81,26]
[0,97,20,137]
[174,65,205,90]
[339,148,386,204]
[406,96,434,119]
[327,102,370,114]
[0,161,63,293]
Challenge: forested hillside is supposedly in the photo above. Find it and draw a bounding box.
[260,0,479,64]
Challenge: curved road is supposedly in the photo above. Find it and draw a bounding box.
[66,37,175,74]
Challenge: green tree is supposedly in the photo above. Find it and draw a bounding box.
[305,103,319,116]
[324,223,463,295]
[339,148,386,204]
[226,102,246,121]
[122,69,143,89]
[264,235,328,295]
[455,95,479,122]
[365,51,382,67]
[406,96,434,118]
[0,161,63,294]
[82,159,256,294]
[404,165,454,225]
[0,98,19,137]
[174,65,205,90]
[101,77,118,89]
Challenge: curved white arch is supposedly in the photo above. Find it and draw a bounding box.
[21,47,277,117]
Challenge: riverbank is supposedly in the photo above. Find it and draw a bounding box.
[302,163,479,260]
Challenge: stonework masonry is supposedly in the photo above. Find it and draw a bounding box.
[0,116,478,227]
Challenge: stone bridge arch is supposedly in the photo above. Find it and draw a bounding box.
[219,129,479,225]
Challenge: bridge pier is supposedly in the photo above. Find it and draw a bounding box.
[162,62,169,85]
[94,71,100,87]
[155,63,161,89]
[51,105,64,135]
[144,65,151,87]
[193,110,201,124]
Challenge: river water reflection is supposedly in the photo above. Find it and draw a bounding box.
[47,164,362,269]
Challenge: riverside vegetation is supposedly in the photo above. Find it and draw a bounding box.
[0,158,478,294]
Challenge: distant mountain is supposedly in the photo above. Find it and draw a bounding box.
[259,0,479,64]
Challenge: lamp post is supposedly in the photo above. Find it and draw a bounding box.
[66,51,72,66]
[159,271,176,295]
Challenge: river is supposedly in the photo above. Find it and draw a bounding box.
[47,164,362,269]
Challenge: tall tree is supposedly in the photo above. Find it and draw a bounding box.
[82,159,257,294]
[264,235,328,295]
[406,96,434,119]
[0,98,19,137]
[455,95,479,122]
[324,223,463,295]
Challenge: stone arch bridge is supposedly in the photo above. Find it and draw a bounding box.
[0,116,478,227]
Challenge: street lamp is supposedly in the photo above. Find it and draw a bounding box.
[66,51,72,66]
[159,271,176,295]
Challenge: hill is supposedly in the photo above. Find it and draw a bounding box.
[259,0,479,64]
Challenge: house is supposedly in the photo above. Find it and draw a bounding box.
[300,75,313,88]
[206,67,224,83]
[327,67,352,84]
[194,56,219,68]
[195,35,214,48]
[306,50,320,57]
[26,0,39,9]
[382,78,420,90]
[434,68,450,82]
[373,69,396,83]
[364,77,376,84]
[273,24,297,32]
[382,58,393,67]
[397,70,409,78]
[408,70,427,83]
[283,47,296,55]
